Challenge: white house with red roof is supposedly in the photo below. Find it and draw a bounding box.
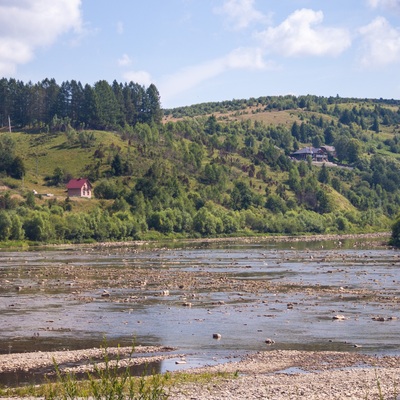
[66,178,92,198]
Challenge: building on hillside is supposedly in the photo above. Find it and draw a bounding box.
[290,146,335,162]
[320,145,336,158]
[66,178,92,198]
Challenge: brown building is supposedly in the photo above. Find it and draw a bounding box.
[290,146,336,162]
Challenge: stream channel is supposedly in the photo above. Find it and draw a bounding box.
[1,236,399,386]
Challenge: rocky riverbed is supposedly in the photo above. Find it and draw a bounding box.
[1,347,400,399]
[1,233,399,399]
[169,349,400,399]
[0,346,176,374]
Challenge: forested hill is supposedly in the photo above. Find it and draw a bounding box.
[164,95,400,120]
[1,78,400,243]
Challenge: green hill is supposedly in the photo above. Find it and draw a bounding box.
[1,90,400,243]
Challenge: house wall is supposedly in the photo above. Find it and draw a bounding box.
[81,183,92,198]
[68,188,82,197]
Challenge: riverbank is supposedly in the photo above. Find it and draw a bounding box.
[82,231,393,249]
[0,346,176,374]
[2,231,391,251]
[169,349,400,399]
[1,347,400,399]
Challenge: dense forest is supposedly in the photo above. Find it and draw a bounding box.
[0,78,162,131]
[1,78,400,244]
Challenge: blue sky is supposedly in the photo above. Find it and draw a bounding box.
[1,0,400,108]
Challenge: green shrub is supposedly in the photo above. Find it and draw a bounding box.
[390,217,400,247]
[45,344,170,400]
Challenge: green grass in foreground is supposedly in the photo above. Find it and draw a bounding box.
[0,344,236,400]
[1,371,236,400]
[1,349,398,400]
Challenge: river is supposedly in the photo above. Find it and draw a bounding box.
[1,235,399,375]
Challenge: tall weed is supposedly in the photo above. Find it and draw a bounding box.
[45,343,169,400]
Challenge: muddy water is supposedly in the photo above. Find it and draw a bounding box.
[1,237,399,362]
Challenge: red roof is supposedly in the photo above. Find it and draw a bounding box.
[66,178,91,189]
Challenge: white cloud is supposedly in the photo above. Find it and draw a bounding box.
[368,0,400,12]
[0,0,82,76]
[122,70,153,87]
[160,47,271,103]
[257,9,351,57]
[120,54,152,86]
[118,54,132,67]
[358,16,400,66]
[214,0,269,30]
[225,47,268,69]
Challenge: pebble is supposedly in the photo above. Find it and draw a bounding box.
[332,314,346,320]
[213,333,222,339]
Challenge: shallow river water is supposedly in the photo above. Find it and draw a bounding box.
[1,236,399,381]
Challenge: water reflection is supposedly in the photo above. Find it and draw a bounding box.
[0,358,162,388]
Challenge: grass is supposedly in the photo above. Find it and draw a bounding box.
[362,371,399,400]
[232,109,300,126]
[12,130,129,192]
[1,343,170,400]
[0,342,237,400]
[1,343,398,399]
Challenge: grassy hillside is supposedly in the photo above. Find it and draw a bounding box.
[11,130,128,192]
[5,126,355,213]
[1,94,400,242]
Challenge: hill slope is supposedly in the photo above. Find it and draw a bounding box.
[1,94,400,242]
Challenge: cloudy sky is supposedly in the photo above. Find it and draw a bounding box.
[1,0,400,108]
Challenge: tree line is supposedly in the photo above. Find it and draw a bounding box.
[0,78,162,131]
[165,94,400,119]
